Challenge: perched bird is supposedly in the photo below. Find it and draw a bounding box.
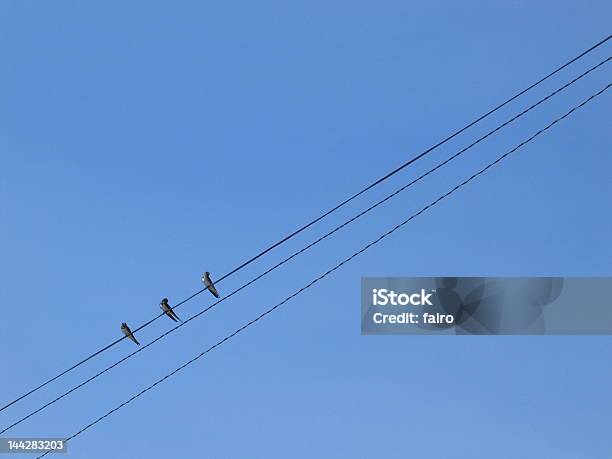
[160,297,181,322]
[202,271,220,298]
[120,322,140,345]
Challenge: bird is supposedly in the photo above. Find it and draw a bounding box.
[120,322,140,345]
[160,298,182,322]
[202,271,220,298]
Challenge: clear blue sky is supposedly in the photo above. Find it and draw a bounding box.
[1,1,611,458]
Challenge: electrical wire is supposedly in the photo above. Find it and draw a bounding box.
[2,54,609,435]
[1,35,609,414]
[3,56,608,435]
[34,82,611,457]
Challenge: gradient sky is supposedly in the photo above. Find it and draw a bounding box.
[1,1,611,458]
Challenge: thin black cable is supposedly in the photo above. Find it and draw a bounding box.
[3,57,608,435]
[214,34,612,284]
[35,83,611,457]
[1,35,610,414]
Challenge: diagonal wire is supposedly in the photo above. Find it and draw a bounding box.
[2,55,609,435]
[35,82,611,458]
[2,34,610,414]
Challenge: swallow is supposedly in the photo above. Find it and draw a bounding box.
[202,271,220,298]
[160,297,182,322]
[120,322,140,345]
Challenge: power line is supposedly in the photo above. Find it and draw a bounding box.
[1,34,609,415]
[3,56,608,435]
[35,82,611,457]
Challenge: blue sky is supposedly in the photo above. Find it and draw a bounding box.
[1,1,611,458]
